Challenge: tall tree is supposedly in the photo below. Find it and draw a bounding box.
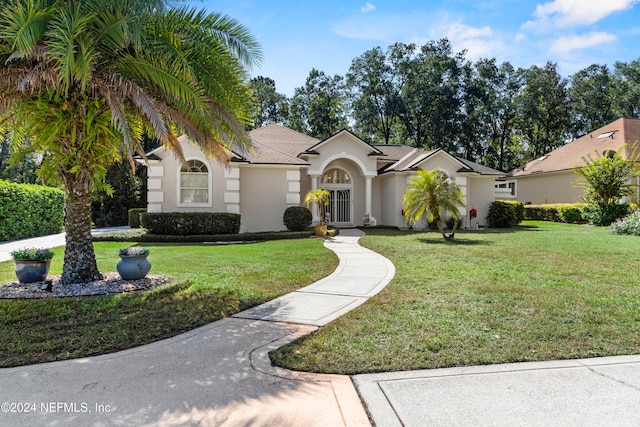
[289,69,348,139]
[346,47,400,144]
[568,64,617,138]
[515,62,571,160]
[0,0,261,284]
[474,60,524,172]
[390,39,465,151]
[613,59,640,118]
[458,60,492,162]
[249,76,289,128]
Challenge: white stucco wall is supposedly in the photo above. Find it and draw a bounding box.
[467,176,497,228]
[239,166,303,233]
[148,142,227,213]
[378,173,407,228]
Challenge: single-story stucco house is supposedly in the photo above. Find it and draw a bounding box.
[143,124,504,232]
[500,117,640,205]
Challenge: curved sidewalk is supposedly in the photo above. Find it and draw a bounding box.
[0,229,393,426]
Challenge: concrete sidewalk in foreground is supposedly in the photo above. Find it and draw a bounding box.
[355,355,640,427]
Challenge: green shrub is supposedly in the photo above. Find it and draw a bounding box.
[557,205,584,224]
[498,200,524,223]
[487,201,518,228]
[610,210,640,235]
[583,202,629,226]
[128,208,147,228]
[140,212,241,235]
[283,206,312,231]
[0,180,64,241]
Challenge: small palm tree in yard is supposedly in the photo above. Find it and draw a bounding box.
[305,189,331,225]
[403,168,465,239]
[0,0,261,285]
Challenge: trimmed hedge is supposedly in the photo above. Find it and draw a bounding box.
[93,230,312,242]
[283,206,312,231]
[128,208,147,228]
[140,212,241,235]
[524,204,587,224]
[0,180,65,241]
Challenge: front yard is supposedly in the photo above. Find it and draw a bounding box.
[0,239,337,368]
[271,221,640,374]
[2,222,639,372]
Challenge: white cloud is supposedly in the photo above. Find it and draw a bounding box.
[549,31,618,52]
[361,2,376,13]
[445,23,505,60]
[331,11,505,60]
[523,0,638,30]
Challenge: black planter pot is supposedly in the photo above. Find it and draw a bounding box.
[14,259,51,283]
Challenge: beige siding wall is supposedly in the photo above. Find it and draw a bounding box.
[514,173,583,205]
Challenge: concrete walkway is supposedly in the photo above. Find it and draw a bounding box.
[2,229,640,426]
[0,229,392,426]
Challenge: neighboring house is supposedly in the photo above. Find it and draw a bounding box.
[143,124,504,232]
[503,117,640,205]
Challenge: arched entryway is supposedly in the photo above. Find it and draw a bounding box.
[321,167,353,226]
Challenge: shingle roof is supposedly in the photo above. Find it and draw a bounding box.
[242,124,318,165]
[508,117,640,178]
[152,124,502,176]
[374,144,503,176]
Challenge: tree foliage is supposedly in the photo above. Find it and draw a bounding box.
[289,69,347,139]
[0,0,261,284]
[574,147,637,204]
[249,76,289,128]
[346,47,400,144]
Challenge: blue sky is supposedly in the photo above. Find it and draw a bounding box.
[189,0,640,97]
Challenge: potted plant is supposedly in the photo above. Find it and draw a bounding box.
[305,188,331,236]
[11,248,54,283]
[117,246,151,280]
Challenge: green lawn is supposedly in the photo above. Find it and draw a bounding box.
[271,221,640,374]
[0,239,337,368]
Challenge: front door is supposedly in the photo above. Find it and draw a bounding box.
[326,189,351,225]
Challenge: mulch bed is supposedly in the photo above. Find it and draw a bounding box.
[0,272,172,299]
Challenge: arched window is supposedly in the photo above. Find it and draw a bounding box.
[322,168,351,184]
[180,160,209,204]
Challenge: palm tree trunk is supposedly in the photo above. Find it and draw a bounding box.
[61,173,102,285]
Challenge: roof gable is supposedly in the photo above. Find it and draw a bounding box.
[375,145,503,176]
[303,129,385,157]
[509,117,640,178]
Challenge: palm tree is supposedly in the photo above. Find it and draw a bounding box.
[0,0,261,285]
[403,168,465,239]
[304,188,331,225]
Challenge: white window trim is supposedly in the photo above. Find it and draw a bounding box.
[495,180,517,199]
[177,157,213,208]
